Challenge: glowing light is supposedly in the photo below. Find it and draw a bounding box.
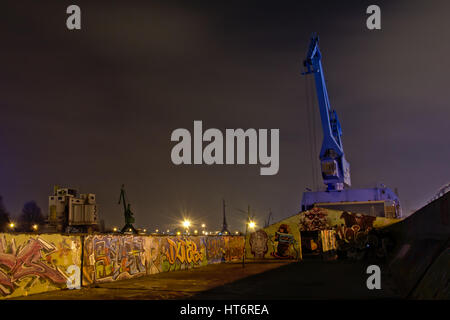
[248,221,256,229]
[143,229,147,232]
[155,229,159,233]
[235,231,239,235]
[176,231,181,235]
[32,224,38,231]
[9,223,15,229]
[194,230,198,234]
[201,224,206,228]
[182,220,191,228]
[113,227,118,232]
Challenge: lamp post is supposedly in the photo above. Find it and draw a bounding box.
[242,205,256,268]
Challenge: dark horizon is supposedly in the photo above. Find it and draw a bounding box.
[1,0,450,231]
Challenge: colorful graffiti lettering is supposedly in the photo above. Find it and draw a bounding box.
[0,234,80,299]
[1,234,245,298]
[163,237,203,265]
[83,235,146,284]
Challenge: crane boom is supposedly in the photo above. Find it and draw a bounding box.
[300,34,402,219]
[303,34,351,191]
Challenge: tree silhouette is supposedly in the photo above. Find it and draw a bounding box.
[18,201,45,232]
[0,195,10,232]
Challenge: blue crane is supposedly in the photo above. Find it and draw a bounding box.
[300,34,402,219]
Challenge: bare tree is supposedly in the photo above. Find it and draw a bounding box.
[0,195,11,232]
[18,201,45,232]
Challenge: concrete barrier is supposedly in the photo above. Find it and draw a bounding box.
[0,233,244,298]
[386,191,450,298]
[82,235,244,285]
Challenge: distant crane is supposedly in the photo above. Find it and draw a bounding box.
[301,34,402,219]
[118,184,137,234]
[264,210,273,228]
[221,199,230,235]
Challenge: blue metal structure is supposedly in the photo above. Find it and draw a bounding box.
[301,34,402,218]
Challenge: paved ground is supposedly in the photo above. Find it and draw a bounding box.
[13,260,401,300]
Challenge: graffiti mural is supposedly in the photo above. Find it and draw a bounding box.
[246,213,302,260]
[299,207,328,231]
[160,236,206,272]
[83,235,147,285]
[249,230,269,258]
[223,236,244,262]
[0,233,81,299]
[205,236,226,263]
[270,224,297,259]
[1,234,245,299]
[143,236,162,275]
[297,208,399,260]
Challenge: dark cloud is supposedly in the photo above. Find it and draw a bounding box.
[0,1,449,231]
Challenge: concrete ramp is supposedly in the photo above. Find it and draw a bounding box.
[411,247,449,299]
[386,191,449,298]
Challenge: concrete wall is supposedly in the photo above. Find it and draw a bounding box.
[245,207,400,260]
[386,191,450,298]
[81,234,245,285]
[0,233,82,299]
[246,214,302,260]
[0,234,244,298]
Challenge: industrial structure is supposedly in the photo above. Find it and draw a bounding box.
[47,185,99,232]
[221,199,230,235]
[118,184,137,234]
[301,34,402,219]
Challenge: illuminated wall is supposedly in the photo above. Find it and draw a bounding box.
[245,207,400,260]
[82,235,245,285]
[0,233,82,299]
[0,233,244,298]
[245,214,303,260]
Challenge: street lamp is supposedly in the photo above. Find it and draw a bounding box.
[113,227,118,232]
[9,222,15,231]
[182,220,191,228]
[32,224,38,231]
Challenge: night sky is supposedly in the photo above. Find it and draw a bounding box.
[1,0,450,231]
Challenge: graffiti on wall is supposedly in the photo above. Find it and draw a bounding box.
[246,213,302,260]
[83,235,146,285]
[0,234,81,299]
[270,224,298,259]
[1,234,245,297]
[160,237,205,272]
[205,237,225,263]
[224,236,244,261]
[299,207,328,231]
[249,230,269,259]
